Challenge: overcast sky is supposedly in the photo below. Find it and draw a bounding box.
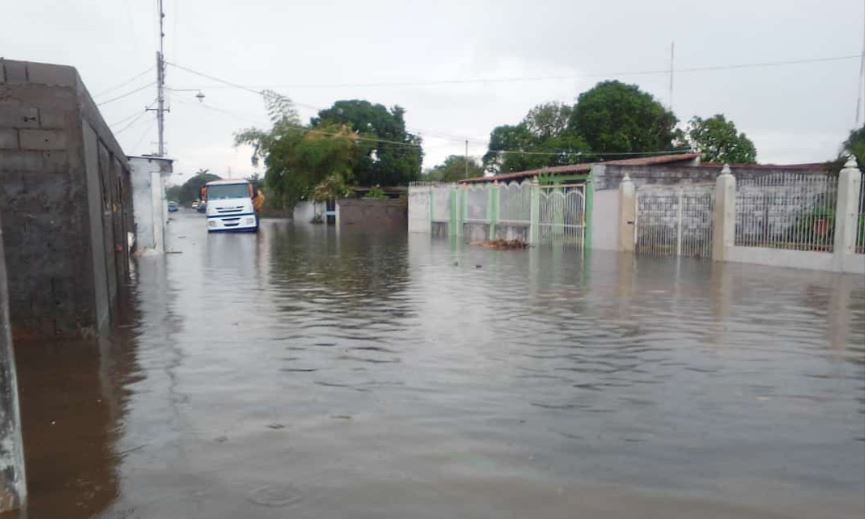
[3,0,864,183]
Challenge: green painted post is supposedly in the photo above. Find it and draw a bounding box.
[429,188,435,227]
[529,180,540,244]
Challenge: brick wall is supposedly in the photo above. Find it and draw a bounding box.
[0,59,132,338]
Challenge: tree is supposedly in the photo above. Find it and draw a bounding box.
[312,100,423,186]
[568,80,678,155]
[178,169,221,204]
[426,155,484,182]
[235,91,368,209]
[687,115,757,164]
[165,184,182,202]
[482,121,589,175]
[841,126,865,171]
[524,102,572,140]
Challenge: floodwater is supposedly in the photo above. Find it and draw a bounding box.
[6,211,865,518]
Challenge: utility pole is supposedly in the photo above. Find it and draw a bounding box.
[464,140,469,179]
[668,41,675,112]
[149,0,168,157]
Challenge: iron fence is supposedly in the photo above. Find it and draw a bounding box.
[538,185,585,246]
[635,185,714,258]
[735,173,838,252]
[857,179,865,254]
[497,182,531,225]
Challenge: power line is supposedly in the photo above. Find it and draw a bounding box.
[93,67,153,98]
[97,82,157,106]
[109,99,157,127]
[169,53,861,91]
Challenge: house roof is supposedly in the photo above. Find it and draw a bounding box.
[459,152,701,184]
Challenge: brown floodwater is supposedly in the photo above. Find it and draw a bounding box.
[5,211,865,518]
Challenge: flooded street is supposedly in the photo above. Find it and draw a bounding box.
[9,211,865,518]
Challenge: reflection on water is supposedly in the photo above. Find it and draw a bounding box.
[8,212,865,518]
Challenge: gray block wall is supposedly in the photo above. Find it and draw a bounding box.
[595,163,830,191]
[0,59,133,338]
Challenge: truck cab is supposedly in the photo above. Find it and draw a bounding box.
[203,180,259,232]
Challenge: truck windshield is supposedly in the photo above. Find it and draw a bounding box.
[207,184,249,200]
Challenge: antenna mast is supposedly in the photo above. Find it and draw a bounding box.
[669,41,675,111]
[155,0,167,156]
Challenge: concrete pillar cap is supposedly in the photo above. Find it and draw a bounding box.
[842,155,859,172]
[721,164,732,175]
[622,173,632,182]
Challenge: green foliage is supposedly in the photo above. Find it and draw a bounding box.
[687,114,757,164]
[841,126,865,172]
[165,184,183,202]
[568,81,679,155]
[426,155,484,182]
[312,174,352,203]
[482,121,589,174]
[312,100,423,186]
[235,92,366,210]
[176,169,221,205]
[524,102,573,140]
[364,185,387,199]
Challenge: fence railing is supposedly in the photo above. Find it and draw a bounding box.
[735,173,838,252]
[408,180,587,248]
[635,185,714,258]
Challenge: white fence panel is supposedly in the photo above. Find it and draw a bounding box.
[498,182,531,225]
[538,186,585,246]
[465,185,489,223]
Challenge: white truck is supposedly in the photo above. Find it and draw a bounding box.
[202,179,260,232]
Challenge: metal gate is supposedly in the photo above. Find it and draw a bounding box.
[635,185,714,258]
[538,184,586,247]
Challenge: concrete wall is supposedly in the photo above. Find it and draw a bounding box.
[591,188,620,250]
[0,59,132,337]
[337,198,407,228]
[293,200,322,222]
[128,156,172,252]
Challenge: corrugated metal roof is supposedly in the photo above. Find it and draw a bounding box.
[460,153,701,184]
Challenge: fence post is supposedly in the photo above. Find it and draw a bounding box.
[449,185,459,237]
[487,183,498,240]
[618,174,636,252]
[833,156,862,266]
[0,218,26,513]
[712,164,736,262]
[529,179,540,245]
[676,188,684,256]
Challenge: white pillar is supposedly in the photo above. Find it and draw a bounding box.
[618,174,636,252]
[529,179,540,245]
[150,172,164,253]
[712,164,736,262]
[833,156,862,267]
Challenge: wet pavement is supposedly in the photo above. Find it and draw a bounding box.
[6,211,865,518]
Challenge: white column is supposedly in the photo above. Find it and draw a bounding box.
[712,164,736,262]
[150,172,164,253]
[529,179,540,245]
[833,157,862,266]
[618,174,636,252]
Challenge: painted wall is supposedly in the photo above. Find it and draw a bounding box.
[591,189,620,251]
